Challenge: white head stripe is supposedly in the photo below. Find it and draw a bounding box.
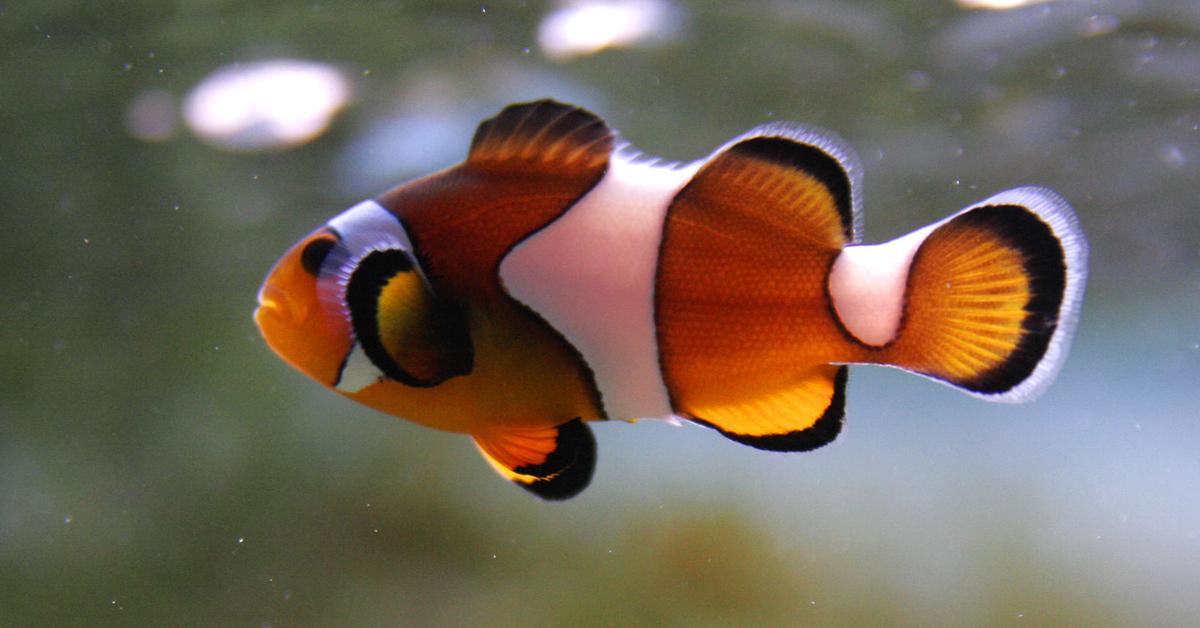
[323,199,421,392]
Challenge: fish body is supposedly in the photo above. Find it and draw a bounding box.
[255,100,1087,499]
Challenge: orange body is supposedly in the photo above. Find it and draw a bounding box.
[255,100,1087,499]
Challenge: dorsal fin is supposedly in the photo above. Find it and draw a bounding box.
[473,419,596,500]
[700,124,863,244]
[467,99,615,174]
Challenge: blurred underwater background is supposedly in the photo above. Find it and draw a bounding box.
[2,0,1199,624]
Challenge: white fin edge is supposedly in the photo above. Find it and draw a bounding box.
[970,186,1088,403]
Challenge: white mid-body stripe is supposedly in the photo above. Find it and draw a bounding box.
[500,156,700,421]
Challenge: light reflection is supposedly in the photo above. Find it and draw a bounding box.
[956,0,1055,9]
[538,0,682,61]
[183,59,350,152]
[1077,14,1120,37]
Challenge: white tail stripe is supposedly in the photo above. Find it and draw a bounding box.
[829,226,933,346]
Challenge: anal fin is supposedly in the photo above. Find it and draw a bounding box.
[473,419,596,500]
[686,365,847,452]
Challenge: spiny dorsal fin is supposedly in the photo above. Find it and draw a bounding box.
[467,99,615,174]
[473,419,596,500]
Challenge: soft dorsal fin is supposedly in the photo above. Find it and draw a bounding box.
[694,126,862,245]
[473,419,596,500]
[467,99,615,174]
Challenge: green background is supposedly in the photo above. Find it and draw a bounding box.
[3,1,1198,625]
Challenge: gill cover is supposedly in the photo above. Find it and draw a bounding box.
[314,201,473,390]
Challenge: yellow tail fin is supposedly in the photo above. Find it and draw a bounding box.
[877,188,1087,401]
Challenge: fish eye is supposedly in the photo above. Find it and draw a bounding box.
[300,237,336,276]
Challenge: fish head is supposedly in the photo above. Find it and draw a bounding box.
[255,200,473,397]
[255,226,353,387]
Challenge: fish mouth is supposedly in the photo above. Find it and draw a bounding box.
[254,283,295,330]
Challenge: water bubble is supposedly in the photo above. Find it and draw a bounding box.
[1157,144,1186,168]
[1077,14,1119,38]
[124,90,179,143]
[905,70,932,92]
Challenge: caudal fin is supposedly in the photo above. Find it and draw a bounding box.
[875,187,1087,401]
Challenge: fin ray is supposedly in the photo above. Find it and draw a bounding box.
[473,419,596,500]
[879,188,1087,401]
[685,366,847,452]
[467,99,614,174]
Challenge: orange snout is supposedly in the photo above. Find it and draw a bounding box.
[254,231,352,387]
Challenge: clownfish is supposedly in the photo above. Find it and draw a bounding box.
[255,99,1087,500]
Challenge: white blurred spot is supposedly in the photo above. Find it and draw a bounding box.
[1157,144,1187,168]
[538,0,681,61]
[183,59,351,152]
[125,90,179,142]
[955,0,1054,9]
[905,70,933,92]
[1077,14,1120,38]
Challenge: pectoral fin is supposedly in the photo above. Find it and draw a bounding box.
[345,249,473,387]
[473,419,596,500]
